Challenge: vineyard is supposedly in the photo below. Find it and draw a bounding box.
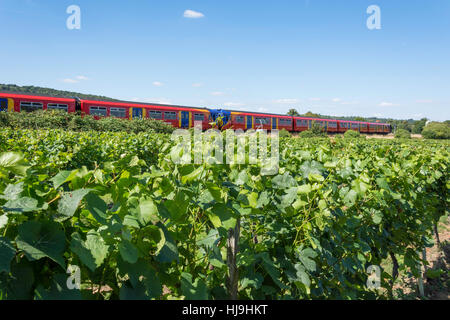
[0,128,448,300]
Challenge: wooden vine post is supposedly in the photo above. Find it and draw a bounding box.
[226,218,240,300]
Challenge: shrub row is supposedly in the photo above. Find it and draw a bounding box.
[0,110,175,134]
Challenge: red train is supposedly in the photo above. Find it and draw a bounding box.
[0,92,391,134]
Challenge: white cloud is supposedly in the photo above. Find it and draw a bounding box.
[192,83,203,87]
[379,102,399,107]
[274,98,299,104]
[62,75,89,83]
[257,107,269,112]
[309,98,321,101]
[211,91,224,96]
[183,9,205,19]
[62,78,78,83]
[152,81,163,87]
[224,102,244,108]
[132,98,172,105]
[332,98,341,102]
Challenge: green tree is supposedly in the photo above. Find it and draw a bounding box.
[422,122,450,139]
[412,118,427,134]
[302,111,321,118]
[287,109,300,116]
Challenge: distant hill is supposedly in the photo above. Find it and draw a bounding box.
[0,84,120,102]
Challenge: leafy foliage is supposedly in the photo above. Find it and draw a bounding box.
[0,128,448,300]
[344,130,361,139]
[0,110,175,134]
[394,129,411,139]
[422,122,450,140]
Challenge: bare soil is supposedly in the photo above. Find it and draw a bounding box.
[391,217,450,300]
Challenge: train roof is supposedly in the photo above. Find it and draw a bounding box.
[0,92,76,102]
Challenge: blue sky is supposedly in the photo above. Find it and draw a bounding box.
[1,0,449,120]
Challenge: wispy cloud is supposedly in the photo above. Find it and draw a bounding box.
[273,98,299,104]
[257,107,269,112]
[309,98,321,101]
[340,101,359,105]
[211,91,224,96]
[379,102,399,107]
[62,75,89,84]
[152,81,163,87]
[192,83,203,87]
[62,78,78,84]
[224,102,244,108]
[416,100,433,104]
[331,98,341,102]
[131,97,172,105]
[183,9,205,19]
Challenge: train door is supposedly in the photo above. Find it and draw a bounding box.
[0,98,7,112]
[308,120,312,129]
[132,108,143,119]
[272,118,277,130]
[246,116,253,130]
[181,111,190,128]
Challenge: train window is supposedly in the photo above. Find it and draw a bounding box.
[280,118,292,125]
[235,116,244,123]
[351,123,359,129]
[164,111,177,120]
[110,107,127,118]
[20,102,43,112]
[369,124,376,129]
[255,117,267,125]
[194,113,205,121]
[328,122,337,128]
[47,104,68,112]
[150,111,163,119]
[316,121,325,126]
[90,106,107,116]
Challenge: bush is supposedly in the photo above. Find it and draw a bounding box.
[0,110,175,134]
[279,129,291,138]
[299,130,326,138]
[422,122,450,140]
[395,129,411,139]
[344,130,360,139]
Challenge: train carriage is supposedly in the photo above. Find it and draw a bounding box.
[0,93,76,114]
[228,112,293,131]
[80,99,210,130]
